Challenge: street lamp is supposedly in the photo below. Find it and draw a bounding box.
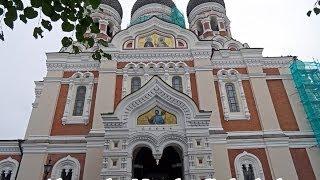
[43,159,53,180]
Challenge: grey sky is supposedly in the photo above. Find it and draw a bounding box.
[0,0,319,139]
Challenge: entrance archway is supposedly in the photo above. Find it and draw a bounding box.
[132,146,183,180]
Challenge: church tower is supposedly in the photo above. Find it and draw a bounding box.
[89,0,123,41]
[187,0,231,40]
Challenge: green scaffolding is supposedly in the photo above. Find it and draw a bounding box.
[130,7,186,28]
[290,59,320,146]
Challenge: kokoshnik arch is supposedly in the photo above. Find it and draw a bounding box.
[0,0,320,180]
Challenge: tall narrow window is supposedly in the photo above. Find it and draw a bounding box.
[1,170,11,180]
[196,21,204,35]
[242,164,255,180]
[210,17,219,31]
[73,86,86,116]
[225,83,240,112]
[61,169,72,180]
[172,76,183,92]
[131,77,141,93]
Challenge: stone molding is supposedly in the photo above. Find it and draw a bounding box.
[51,155,81,180]
[234,151,265,180]
[0,157,19,180]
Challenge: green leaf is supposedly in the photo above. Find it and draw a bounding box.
[314,7,320,15]
[0,8,3,16]
[19,14,27,23]
[86,37,95,47]
[24,7,38,19]
[61,37,73,47]
[62,21,75,32]
[6,6,18,21]
[30,0,41,8]
[73,45,80,54]
[53,1,64,12]
[13,0,24,10]
[4,18,14,29]
[41,19,52,31]
[92,51,101,60]
[98,39,108,47]
[42,1,54,17]
[90,23,100,33]
[33,27,44,39]
[89,0,101,9]
[307,10,312,17]
[102,53,111,60]
[49,12,60,22]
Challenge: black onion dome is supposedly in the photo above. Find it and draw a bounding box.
[187,0,225,16]
[131,0,176,16]
[101,0,123,18]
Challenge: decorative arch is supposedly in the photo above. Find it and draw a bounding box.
[0,157,19,180]
[234,151,265,180]
[51,155,81,180]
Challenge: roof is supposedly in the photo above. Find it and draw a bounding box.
[187,0,225,16]
[101,0,123,18]
[131,0,176,16]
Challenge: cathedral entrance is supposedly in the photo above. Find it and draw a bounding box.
[132,146,183,180]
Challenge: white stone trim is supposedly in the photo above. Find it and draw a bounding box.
[0,157,19,180]
[234,151,265,180]
[51,155,81,180]
[217,69,250,120]
[62,72,94,125]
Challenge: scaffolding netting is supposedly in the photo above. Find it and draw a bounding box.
[290,59,320,146]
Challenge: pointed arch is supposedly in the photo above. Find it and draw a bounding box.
[51,155,81,180]
[234,151,265,180]
[0,157,19,180]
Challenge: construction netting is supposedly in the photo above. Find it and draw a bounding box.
[290,59,320,146]
[130,7,186,28]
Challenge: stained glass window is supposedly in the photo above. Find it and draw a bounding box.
[73,86,86,116]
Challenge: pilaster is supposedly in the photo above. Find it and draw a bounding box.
[17,153,47,180]
[307,147,320,179]
[91,60,117,131]
[194,59,222,130]
[25,70,63,138]
[247,66,281,132]
[279,67,312,131]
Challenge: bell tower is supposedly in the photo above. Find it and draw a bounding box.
[89,0,123,41]
[187,0,231,40]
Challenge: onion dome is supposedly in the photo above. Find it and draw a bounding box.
[101,0,123,18]
[187,0,225,16]
[131,0,176,16]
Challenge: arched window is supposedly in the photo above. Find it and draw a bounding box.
[73,86,86,116]
[106,23,114,37]
[225,83,240,112]
[235,152,265,180]
[131,77,141,93]
[51,155,80,180]
[210,17,219,31]
[196,21,204,35]
[172,76,183,92]
[0,157,19,180]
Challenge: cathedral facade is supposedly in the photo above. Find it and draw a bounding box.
[1,0,320,180]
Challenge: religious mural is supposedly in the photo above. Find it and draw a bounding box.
[137,107,177,125]
[137,33,175,48]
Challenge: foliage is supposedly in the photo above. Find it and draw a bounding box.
[0,0,110,61]
[307,0,320,16]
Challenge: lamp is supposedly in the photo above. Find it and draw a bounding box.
[43,159,53,180]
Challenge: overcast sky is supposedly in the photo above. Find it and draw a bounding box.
[0,0,319,139]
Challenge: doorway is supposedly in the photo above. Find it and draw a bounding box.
[132,146,183,180]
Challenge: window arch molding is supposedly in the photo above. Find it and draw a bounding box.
[62,72,95,125]
[0,157,19,180]
[50,155,81,180]
[217,69,250,120]
[234,151,265,180]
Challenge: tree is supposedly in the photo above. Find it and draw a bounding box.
[307,0,320,16]
[0,0,110,60]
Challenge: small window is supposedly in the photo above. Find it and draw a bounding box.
[196,140,201,146]
[225,83,240,112]
[210,17,219,31]
[198,157,203,165]
[196,21,204,35]
[131,77,141,93]
[114,141,119,148]
[172,76,183,92]
[73,86,87,116]
[242,164,255,180]
[112,160,117,167]
[107,24,113,37]
[60,169,73,180]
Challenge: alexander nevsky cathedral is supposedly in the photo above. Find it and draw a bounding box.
[1,0,320,180]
